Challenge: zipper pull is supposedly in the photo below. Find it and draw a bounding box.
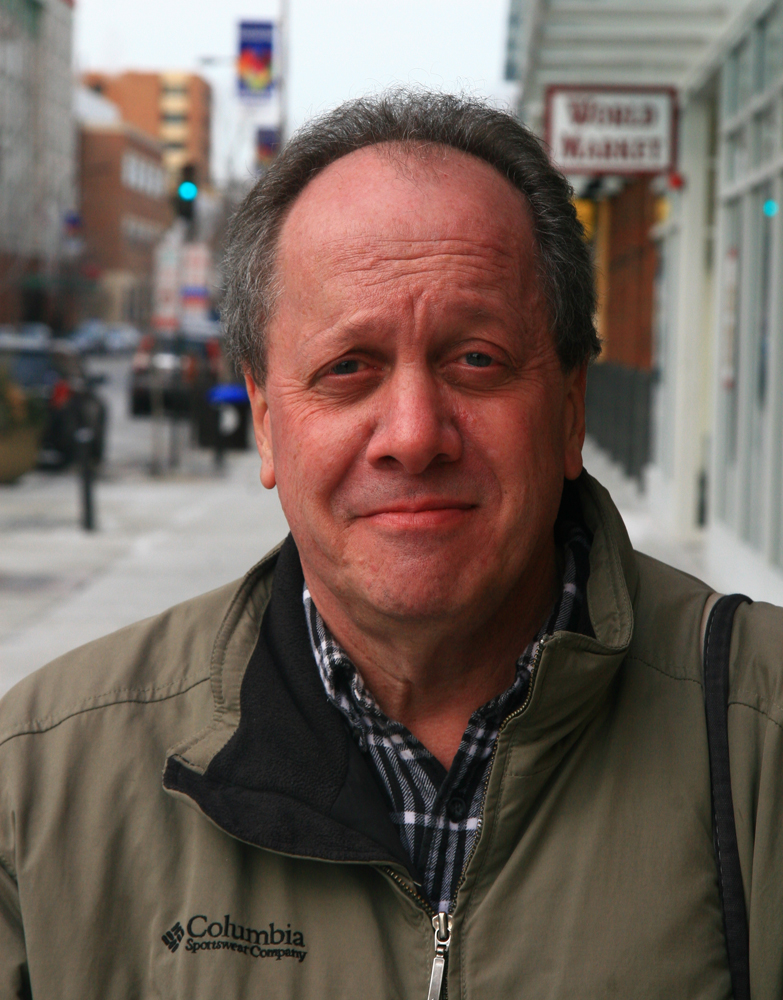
[426,912,452,1000]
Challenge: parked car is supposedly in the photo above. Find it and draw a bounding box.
[0,334,107,468]
[0,323,50,346]
[104,323,141,354]
[68,320,107,354]
[17,322,53,341]
[0,358,46,483]
[129,331,221,417]
[68,320,141,355]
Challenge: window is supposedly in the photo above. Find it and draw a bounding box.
[725,128,747,183]
[742,184,775,548]
[121,152,165,198]
[737,39,754,110]
[651,236,679,479]
[716,1,783,561]
[752,105,777,167]
[755,20,768,94]
[762,4,783,91]
[121,215,164,244]
[716,201,742,525]
[162,112,188,124]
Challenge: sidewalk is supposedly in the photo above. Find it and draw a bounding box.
[0,451,288,697]
[580,438,709,584]
[0,434,707,699]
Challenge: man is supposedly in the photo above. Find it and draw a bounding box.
[1,91,781,999]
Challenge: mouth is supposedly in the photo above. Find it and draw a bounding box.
[360,500,477,529]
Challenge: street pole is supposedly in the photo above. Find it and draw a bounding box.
[278,0,289,144]
[74,426,95,531]
[214,406,225,471]
[150,366,165,476]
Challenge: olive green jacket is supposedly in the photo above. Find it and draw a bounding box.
[1,473,782,999]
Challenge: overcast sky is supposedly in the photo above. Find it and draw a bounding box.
[74,0,516,183]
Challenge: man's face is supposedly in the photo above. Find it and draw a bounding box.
[247,145,585,631]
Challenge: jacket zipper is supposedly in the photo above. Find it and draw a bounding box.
[383,868,451,1000]
[426,912,453,1000]
[381,868,452,998]
[385,639,547,1000]
[452,640,546,896]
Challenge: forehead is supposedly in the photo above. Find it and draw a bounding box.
[276,144,537,287]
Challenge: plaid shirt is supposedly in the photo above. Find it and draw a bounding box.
[304,521,591,914]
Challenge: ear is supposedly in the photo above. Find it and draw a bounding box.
[245,372,276,489]
[563,363,587,481]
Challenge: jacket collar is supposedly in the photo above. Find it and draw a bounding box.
[163,470,636,866]
[164,534,414,871]
[504,472,636,746]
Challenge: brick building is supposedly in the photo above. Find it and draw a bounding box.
[77,88,171,326]
[596,178,659,372]
[81,71,211,192]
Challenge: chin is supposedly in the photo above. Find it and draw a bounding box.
[357,564,477,623]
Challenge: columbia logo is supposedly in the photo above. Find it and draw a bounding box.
[162,922,185,953]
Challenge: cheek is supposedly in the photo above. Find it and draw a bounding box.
[462,391,565,491]
[270,400,369,514]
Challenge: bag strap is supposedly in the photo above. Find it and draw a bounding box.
[702,593,752,1000]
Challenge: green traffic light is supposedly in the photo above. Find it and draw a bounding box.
[178,180,198,201]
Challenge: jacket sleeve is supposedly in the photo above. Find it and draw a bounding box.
[0,861,30,999]
[739,707,783,1000]
[730,600,783,1000]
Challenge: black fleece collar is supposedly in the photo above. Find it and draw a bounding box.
[163,534,413,873]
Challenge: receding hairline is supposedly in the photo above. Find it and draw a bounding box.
[257,139,541,378]
[222,90,600,387]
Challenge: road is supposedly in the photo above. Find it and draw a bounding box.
[0,355,288,696]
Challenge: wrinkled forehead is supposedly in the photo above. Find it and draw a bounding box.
[275,143,539,285]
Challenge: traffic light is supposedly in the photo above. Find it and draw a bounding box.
[175,164,198,221]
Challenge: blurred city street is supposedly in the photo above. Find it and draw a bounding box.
[3,0,783,694]
[0,357,288,696]
[5,1,783,993]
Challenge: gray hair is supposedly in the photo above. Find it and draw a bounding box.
[222,89,600,384]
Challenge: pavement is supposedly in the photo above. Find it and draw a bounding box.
[579,438,708,584]
[0,356,706,698]
[0,357,288,697]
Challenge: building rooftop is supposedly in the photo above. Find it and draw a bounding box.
[74,84,121,126]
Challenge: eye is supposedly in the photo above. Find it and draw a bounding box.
[330,359,362,375]
[464,352,493,368]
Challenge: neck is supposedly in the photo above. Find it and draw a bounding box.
[304,544,558,770]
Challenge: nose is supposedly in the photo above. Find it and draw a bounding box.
[365,366,462,474]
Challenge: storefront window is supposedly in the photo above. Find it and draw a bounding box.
[743,184,775,547]
[752,105,778,167]
[723,48,739,117]
[762,2,783,90]
[652,237,678,479]
[716,201,742,524]
[717,1,783,569]
[755,20,768,93]
[737,38,754,110]
[726,128,748,184]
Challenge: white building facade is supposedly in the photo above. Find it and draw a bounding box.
[508,0,783,604]
[706,0,783,602]
[0,0,75,320]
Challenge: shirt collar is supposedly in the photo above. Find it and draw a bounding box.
[304,518,592,742]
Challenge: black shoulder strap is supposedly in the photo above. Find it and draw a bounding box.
[702,593,752,1000]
